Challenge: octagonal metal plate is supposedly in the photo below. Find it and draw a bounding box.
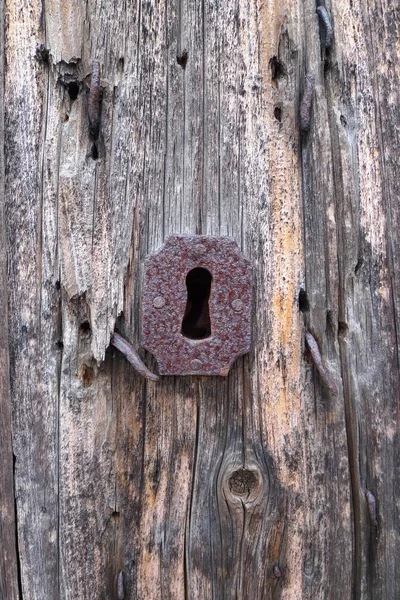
[141,234,252,376]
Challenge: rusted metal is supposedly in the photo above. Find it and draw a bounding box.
[316,6,333,49]
[111,332,159,381]
[305,331,338,395]
[141,234,252,375]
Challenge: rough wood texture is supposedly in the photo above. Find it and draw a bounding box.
[0,0,19,597]
[2,0,400,598]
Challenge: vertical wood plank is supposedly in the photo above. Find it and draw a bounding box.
[4,0,61,597]
[298,0,354,595]
[0,0,19,595]
[325,0,400,596]
[124,0,199,596]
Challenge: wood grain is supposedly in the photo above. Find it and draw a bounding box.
[0,0,19,597]
[3,0,400,598]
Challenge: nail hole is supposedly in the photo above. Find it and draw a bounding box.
[326,310,334,330]
[81,364,94,387]
[56,339,64,350]
[269,56,285,80]
[355,257,364,274]
[229,468,258,496]
[274,106,282,122]
[91,143,99,160]
[66,81,79,101]
[323,57,332,74]
[181,267,212,340]
[298,288,310,313]
[111,510,120,521]
[79,320,91,336]
[177,50,188,69]
[35,44,50,64]
[55,280,61,290]
[260,192,267,210]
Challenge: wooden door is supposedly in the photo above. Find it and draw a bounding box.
[1,0,399,598]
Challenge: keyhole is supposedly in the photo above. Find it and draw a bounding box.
[181,268,212,340]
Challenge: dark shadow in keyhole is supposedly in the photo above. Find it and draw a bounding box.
[181,267,212,340]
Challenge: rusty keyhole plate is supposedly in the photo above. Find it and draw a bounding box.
[141,234,252,375]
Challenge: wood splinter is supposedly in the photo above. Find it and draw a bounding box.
[299,72,315,134]
[305,331,338,395]
[365,489,378,527]
[111,332,159,382]
[316,6,333,49]
[88,60,102,140]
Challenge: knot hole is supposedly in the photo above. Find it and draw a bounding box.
[229,468,258,497]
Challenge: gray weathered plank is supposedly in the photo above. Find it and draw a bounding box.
[4,1,61,597]
[0,0,19,596]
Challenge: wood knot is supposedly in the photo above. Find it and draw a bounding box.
[229,468,258,497]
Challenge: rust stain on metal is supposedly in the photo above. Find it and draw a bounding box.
[316,6,333,49]
[141,234,252,375]
[305,331,338,395]
[111,332,159,381]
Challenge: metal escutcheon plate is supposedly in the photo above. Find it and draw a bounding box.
[141,234,252,376]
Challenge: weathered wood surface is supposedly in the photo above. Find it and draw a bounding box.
[2,0,400,598]
[0,0,19,597]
